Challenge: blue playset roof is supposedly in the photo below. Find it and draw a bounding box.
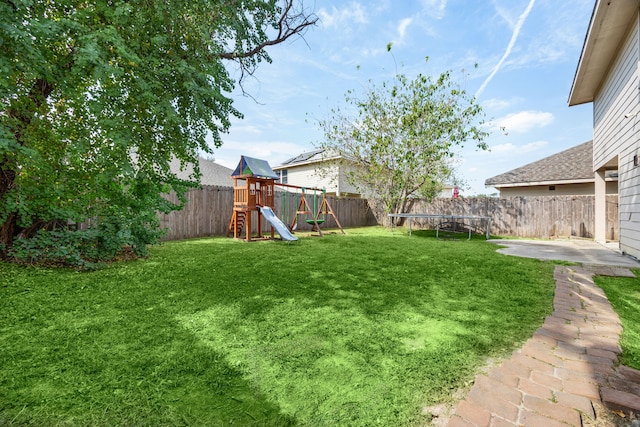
[231,156,279,179]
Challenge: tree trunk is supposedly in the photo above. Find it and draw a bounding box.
[0,212,18,258]
[0,166,17,256]
[1,78,56,256]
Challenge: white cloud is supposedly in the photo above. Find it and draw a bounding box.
[495,110,554,133]
[514,1,593,66]
[482,97,522,111]
[479,1,593,75]
[396,17,413,42]
[318,2,368,30]
[296,51,365,76]
[490,140,548,153]
[230,124,262,135]
[492,0,518,28]
[239,141,304,159]
[357,47,387,58]
[420,0,448,19]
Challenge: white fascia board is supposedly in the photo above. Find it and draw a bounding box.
[489,178,596,188]
[272,156,343,170]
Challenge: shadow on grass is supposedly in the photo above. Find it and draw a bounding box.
[0,228,555,426]
[169,231,554,424]
[0,269,295,426]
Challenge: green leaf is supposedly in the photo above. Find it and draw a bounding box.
[317,51,488,215]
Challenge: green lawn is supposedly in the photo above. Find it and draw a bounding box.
[0,227,556,426]
[595,270,640,370]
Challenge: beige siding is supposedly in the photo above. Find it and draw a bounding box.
[620,161,640,256]
[337,164,360,195]
[498,182,617,197]
[286,163,334,190]
[281,162,360,196]
[593,15,638,169]
[593,12,640,258]
[439,187,454,198]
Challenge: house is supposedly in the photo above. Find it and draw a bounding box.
[272,149,361,197]
[170,156,234,187]
[569,0,640,257]
[485,141,618,197]
[273,149,459,198]
[439,184,458,198]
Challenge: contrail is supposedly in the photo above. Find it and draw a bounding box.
[475,0,536,99]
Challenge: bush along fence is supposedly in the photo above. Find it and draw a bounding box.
[159,187,618,241]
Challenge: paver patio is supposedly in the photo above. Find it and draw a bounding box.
[448,265,640,426]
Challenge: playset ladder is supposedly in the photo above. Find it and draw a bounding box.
[227,210,247,239]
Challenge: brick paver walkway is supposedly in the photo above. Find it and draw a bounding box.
[448,265,640,426]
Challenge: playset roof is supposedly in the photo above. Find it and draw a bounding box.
[231,156,279,179]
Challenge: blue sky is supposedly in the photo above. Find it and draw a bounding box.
[211,0,595,196]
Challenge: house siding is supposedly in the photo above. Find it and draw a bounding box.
[285,163,332,190]
[336,164,360,196]
[278,162,360,196]
[593,11,640,257]
[593,14,638,169]
[498,182,617,197]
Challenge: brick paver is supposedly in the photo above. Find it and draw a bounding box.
[447,265,640,426]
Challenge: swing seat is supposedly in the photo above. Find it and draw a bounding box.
[305,219,325,225]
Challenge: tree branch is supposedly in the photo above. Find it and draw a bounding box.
[219,0,318,60]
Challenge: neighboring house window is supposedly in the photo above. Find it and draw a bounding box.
[278,169,288,184]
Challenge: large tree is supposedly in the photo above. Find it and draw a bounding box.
[0,0,316,266]
[317,58,488,223]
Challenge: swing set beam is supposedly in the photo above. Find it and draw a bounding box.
[274,183,324,192]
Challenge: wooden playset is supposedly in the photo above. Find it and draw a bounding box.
[227,156,277,241]
[227,156,344,241]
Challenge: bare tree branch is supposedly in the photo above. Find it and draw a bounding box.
[219,0,318,61]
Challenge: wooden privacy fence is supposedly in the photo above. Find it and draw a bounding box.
[371,195,619,240]
[159,187,618,241]
[159,185,378,241]
[272,188,376,232]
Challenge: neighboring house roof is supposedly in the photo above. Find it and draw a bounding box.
[199,157,234,186]
[485,141,596,188]
[231,155,279,179]
[569,1,638,106]
[170,156,234,186]
[278,149,324,166]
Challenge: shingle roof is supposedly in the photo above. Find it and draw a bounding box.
[485,141,593,187]
[170,156,234,186]
[198,157,234,185]
[273,149,351,171]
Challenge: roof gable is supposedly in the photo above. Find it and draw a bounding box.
[198,157,234,186]
[273,149,348,171]
[569,0,638,106]
[485,141,594,187]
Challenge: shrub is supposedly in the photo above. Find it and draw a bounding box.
[8,219,163,269]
